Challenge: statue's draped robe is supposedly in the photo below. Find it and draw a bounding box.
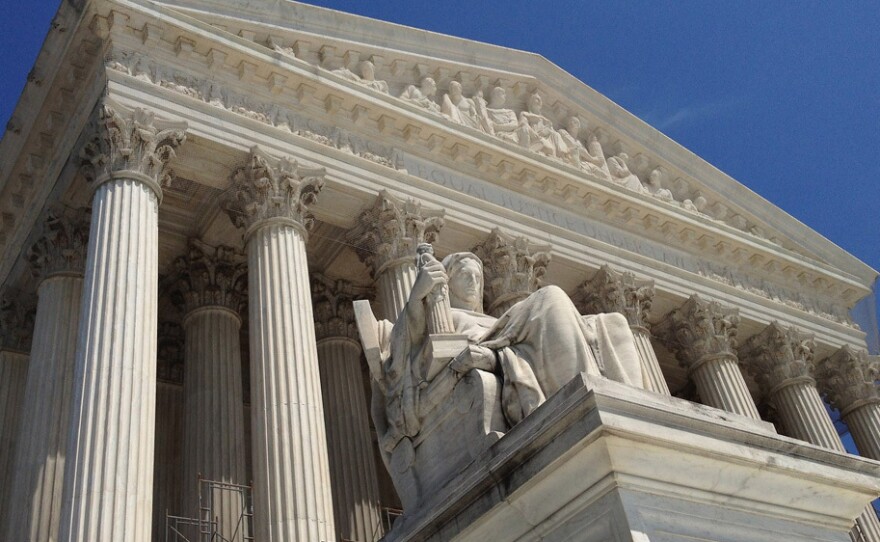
[382,285,642,444]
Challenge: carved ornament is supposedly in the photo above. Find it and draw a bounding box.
[653,295,740,371]
[168,239,247,316]
[346,191,445,277]
[311,273,368,342]
[574,265,654,328]
[222,146,325,236]
[0,287,35,353]
[27,205,90,279]
[471,229,550,316]
[816,346,880,415]
[738,322,816,396]
[79,101,187,199]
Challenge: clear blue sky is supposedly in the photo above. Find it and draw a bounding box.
[1,0,878,331]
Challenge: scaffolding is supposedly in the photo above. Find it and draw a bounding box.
[166,477,254,542]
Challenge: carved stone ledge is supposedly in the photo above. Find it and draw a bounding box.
[573,265,654,328]
[27,205,90,279]
[738,322,816,396]
[311,273,370,342]
[346,190,445,278]
[471,228,550,317]
[816,346,880,415]
[167,239,247,317]
[0,287,36,353]
[221,146,325,237]
[653,294,740,371]
[79,101,187,199]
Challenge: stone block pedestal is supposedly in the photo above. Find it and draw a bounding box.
[386,375,880,542]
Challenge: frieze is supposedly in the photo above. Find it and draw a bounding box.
[97,28,860,325]
[402,153,854,326]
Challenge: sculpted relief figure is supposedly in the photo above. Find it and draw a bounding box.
[645,167,675,202]
[400,76,441,112]
[608,152,647,193]
[481,86,520,143]
[332,60,389,94]
[387,251,642,430]
[518,92,566,158]
[441,81,481,130]
[558,117,611,180]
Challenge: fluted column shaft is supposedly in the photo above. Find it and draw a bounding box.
[0,350,28,526]
[181,307,248,541]
[376,260,415,322]
[632,326,670,395]
[59,178,160,542]
[843,404,880,461]
[690,354,760,419]
[5,275,82,541]
[152,381,184,541]
[318,337,383,542]
[247,221,335,541]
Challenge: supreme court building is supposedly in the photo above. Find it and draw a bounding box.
[0,1,879,541]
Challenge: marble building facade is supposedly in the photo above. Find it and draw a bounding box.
[0,1,878,541]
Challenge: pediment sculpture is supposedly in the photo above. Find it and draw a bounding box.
[354,244,645,509]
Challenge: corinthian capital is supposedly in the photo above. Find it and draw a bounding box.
[0,287,35,353]
[816,346,880,415]
[346,191,445,277]
[471,228,550,317]
[79,101,187,198]
[738,322,816,395]
[311,273,369,342]
[653,295,740,370]
[27,205,90,279]
[168,240,247,316]
[222,147,325,235]
[573,265,654,328]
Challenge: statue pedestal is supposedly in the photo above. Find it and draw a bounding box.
[385,375,880,542]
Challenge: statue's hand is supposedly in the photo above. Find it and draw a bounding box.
[450,345,496,374]
[411,259,447,301]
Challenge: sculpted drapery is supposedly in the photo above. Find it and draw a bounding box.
[379,251,642,449]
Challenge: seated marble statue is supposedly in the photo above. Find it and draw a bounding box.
[333,60,389,93]
[400,76,441,113]
[518,92,566,158]
[645,167,675,202]
[390,251,642,428]
[479,86,520,142]
[607,152,647,193]
[558,117,611,180]
[441,81,481,130]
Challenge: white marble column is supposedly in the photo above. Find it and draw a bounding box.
[152,323,185,542]
[170,241,248,541]
[4,207,89,542]
[223,147,335,541]
[818,347,880,461]
[575,265,670,395]
[347,190,445,322]
[740,323,880,542]
[472,228,551,317]
[655,295,760,420]
[313,274,383,542]
[0,288,34,531]
[58,103,186,542]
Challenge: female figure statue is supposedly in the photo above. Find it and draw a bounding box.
[558,117,611,180]
[518,92,565,158]
[386,252,642,430]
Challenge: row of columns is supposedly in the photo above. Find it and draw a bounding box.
[0,101,878,542]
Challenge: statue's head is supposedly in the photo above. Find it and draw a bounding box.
[527,92,543,114]
[566,116,581,137]
[449,81,463,99]
[359,60,375,80]
[489,86,506,107]
[421,77,437,96]
[441,252,484,313]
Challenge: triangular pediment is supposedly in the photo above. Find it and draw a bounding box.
[140,0,874,285]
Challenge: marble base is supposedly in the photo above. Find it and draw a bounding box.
[385,375,880,542]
